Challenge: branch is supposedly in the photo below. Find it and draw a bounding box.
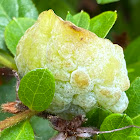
[0,110,37,131]
[12,70,20,100]
[76,125,140,137]
[49,115,140,139]
[2,105,140,140]
[98,125,140,134]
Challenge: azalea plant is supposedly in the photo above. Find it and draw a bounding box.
[0,0,140,140]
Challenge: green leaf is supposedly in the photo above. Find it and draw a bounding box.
[0,49,17,70]
[4,18,35,56]
[85,107,112,128]
[66,11,90,30]
[89,11,117,38]
[128,62,140,82]
[125,36,140,65]
[16,0,38,19]
[125,77,140,137]
[126,136,140,140]
[96,0,119,4]
[18,68,55,111]
[30,116,57,140]
[0,120,34,140]
[66,12,74,22]
[66,11,117,38]
[0,78,16,121]
[132,115,140,136]
[125,77,140,118]
[0,0,38,51]
[100,114,133,140]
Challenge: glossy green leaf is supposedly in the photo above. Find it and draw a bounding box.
[125,78,140,139]
[89,11,117,38]
[0,0,38,51]
[18,68,55,111]
[96,0,119,4]
[127,136,140,140]
[66,11,90,29]
[30,116,57,140]
[66,11,117,38]
[128,62,140,82]
[0,120,34,140]
[4,18,35,56]
[0,49,17,70]
[132,115,140,136]
[85,107,111,128]
[100,114,133,140]
[125,77,140,118]
[66,12,74,22]
[0,78,16,121]
[125,36,140,65]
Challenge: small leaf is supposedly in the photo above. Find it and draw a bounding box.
[0,120,34,140]
[17,0,38,19]
[30,116,57,140]
[18,68,55,111]
[0,49,17,70]
[96,0,119,4]
[100,114,133,140]
[4,18,36,56]
[89,11,117,38]
[66,11,117,38]
[66,11,90,30]
[66,12,76,24]
[128,62,140,82]
[124,36,140,65]
[0,0,38,51]
[125,77,140,118]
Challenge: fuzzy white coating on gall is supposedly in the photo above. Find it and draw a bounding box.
[15,10,130,114]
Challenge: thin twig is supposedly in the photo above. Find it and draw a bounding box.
[76,125,140,137]
[0,110,37,131]
[12,70,20,101]
[97,125,140,134]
